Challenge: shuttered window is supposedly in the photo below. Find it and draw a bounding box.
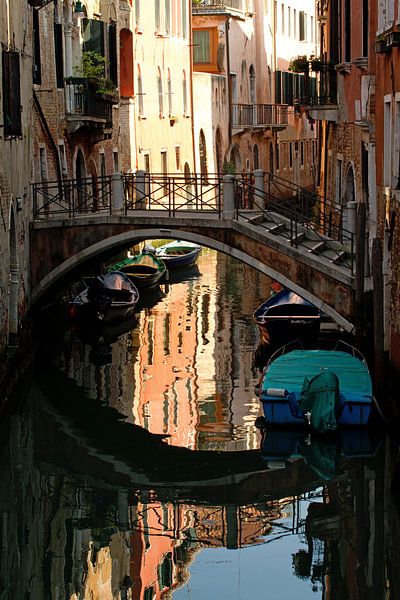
[2,51,22,137]
[108,23,117,85]
[275,70,282,104]
[33,9,41,85]
[54,23,64,88]
[193,30,211,63]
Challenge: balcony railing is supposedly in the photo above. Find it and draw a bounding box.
[316,0,328,20]
[232,104,288,129]
[192,0,245,14]
[300,65,337,106]
[66,77,113,128]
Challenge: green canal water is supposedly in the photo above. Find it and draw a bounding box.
[1,248,399,599]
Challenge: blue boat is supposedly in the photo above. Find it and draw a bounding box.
[258,342,374,431]
[153,240,202,268]
[253,288,321,347]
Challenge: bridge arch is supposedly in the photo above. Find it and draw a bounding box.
[31,227,353,332]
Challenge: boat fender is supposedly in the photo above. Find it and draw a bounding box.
[266,388,288,397]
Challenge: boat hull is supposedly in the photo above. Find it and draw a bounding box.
[154,241,202,269]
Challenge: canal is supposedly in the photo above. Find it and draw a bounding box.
[2,248,400,599]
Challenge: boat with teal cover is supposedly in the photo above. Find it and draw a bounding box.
[109,251,167,290]
[258,343,373,431]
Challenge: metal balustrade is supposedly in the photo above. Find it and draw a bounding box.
[232,104,289,128]
[31,170,354,273]
[65,77,113,127]
[192,0,244,13]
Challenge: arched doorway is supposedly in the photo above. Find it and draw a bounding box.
[230,145,241,173]
[75,149,86,212]
[8,204,19,346]
[199,129,208,181]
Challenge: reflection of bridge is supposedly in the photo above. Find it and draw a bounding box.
[31,171,356,330]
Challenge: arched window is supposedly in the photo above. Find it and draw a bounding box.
[120,29,134,97]
[137,64,144,116]
[249,64,256,104]
[157,68,164,116]
[253,144,259,170]
[199,129,208,181]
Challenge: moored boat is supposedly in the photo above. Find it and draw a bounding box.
[253,288,321,347]
[71,271,139,322]
[152,240,202,268]
[257,342,374,432]
[109,251,167,290]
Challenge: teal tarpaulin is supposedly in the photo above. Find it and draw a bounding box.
[298,370,340,433]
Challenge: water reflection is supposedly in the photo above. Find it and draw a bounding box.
[4,249,400,599]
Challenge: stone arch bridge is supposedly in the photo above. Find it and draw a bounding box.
[31,171,356,331]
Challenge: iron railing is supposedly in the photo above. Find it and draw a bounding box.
[232,104,289,128]
[301,63,337,106]
[122,173,223,216]
[233,172,354,273]
[192,0,244,13]
[32,175,113,219]
[66,77,113,127]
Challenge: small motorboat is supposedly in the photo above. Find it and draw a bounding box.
[109,251,167,290]
[253,288,321,347]
[152,240,202,268]
[70,271,139,322]
[257,341,374,432]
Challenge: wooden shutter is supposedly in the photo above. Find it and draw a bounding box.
[54,23,64,88]
[2,51,21,137]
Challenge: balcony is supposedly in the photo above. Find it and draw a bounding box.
[232,104,288,130]
[192,0,248,16]
[300,66,338,122]
[316,0,328,21]
[65,77,114,134]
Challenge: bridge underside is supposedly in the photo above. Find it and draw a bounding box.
[30,215,355,331]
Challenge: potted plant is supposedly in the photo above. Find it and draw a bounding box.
[222,161,236,175]
[288,55,309,73]
[72,51,118,100]
[310,56,323,72]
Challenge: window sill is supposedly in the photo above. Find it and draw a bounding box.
[138,115,147,120]
[135,26,143,34]
[336,62,352,74]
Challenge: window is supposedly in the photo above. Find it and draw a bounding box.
[109,23,118,86]
[82,19,105,56]
[289,142,293,168]
[182,71,188,115]
[310,16,314,43]
[59,142,68,177]
[384,97,392,187]
[300,141,304,166]
[99,152,106,178]
[2,51,22,137]
[281,3,285,35]
[165,0,171,34]
[39,147,48,184]
[137,66,144,116]
[336,158,343,203]
[276,144,280,170]
[344,0,351,61]
[157,68,164,115]
[193,30,211,63]
[293,9,297,38]
[288,7,291,37]
[167,70,172,116]
[161,150,168,191]
[155,0,161,30]
[175,146,181,171]
[135,0,141,29]
[54,23,64,88]
[113,150,119,173]
[33,9,41,85]
[182,0,187,38]
[249,65,256,103]
[299,11,306,41]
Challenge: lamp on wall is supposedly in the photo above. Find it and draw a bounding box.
[74,0,85,17]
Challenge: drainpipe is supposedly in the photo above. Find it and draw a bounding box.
[225,17,232,149]
[189,4,197,173]
[33,91,63,195]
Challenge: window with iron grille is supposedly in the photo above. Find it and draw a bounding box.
[2,51,22,137]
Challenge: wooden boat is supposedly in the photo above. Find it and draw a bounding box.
[253,288,321,346]
[152,240,202,268]
[71,272,139,322]
[109,251,167,290]
[257,342,374,432]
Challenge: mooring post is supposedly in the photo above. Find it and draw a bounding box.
[223,174,235,219]
[253,169,265,210]
[111,172,124,215]
[135,170,147,209]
